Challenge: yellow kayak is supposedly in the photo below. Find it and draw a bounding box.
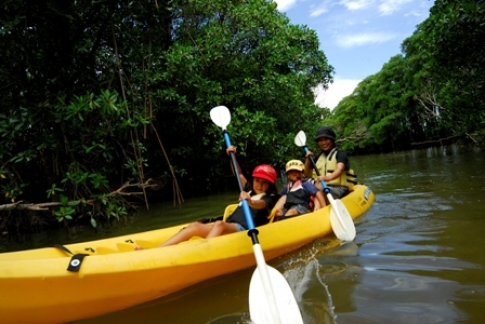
[0,184,375,324]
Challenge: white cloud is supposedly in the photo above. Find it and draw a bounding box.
[405,10,423,17]
[338,0,414,15]
[340,0,375,11]
[405,2,433,18]
[310,7,329,17]
[379,0,413,15]
[314,79,361,110]
[336,32,396,48]
[310,0,332,17]
[273,0,298,11]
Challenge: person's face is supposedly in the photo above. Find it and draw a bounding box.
[286,170,302,181]
[252,177,271,194]
[317,136,334,151]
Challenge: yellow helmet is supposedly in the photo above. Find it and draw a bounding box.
[285,159,304,173]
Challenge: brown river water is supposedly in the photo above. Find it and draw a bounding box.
[3,145,485,323]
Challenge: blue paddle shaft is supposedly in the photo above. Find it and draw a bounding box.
[223,131,256,230]
[303,146,330,194]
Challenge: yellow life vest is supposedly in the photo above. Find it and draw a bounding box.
[313,148,357,189]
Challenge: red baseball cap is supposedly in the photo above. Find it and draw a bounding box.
[252,164,277,184]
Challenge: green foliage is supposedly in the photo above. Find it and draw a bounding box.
[403,0,485,137]
[327,0,485,153]
[0,0,333,233]
[145,0,334,181]
[327,55,424,152]
[46,184,63,199]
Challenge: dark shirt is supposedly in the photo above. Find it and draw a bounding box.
[226,182,278,228]
[280,181,319,210]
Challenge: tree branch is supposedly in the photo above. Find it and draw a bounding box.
[0,180,159,212]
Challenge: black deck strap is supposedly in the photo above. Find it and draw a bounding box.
[53,244,89,272]
[67,254,89,272]
[54,244,75,255]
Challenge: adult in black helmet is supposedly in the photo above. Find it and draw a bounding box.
[303,126,351,199]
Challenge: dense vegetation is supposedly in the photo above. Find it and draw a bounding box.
[327,0,485,154]
[1,0,483,235]
[0,0,332,233]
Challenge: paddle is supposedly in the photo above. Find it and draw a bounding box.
[294,130,356,242]
[210,106,303,324]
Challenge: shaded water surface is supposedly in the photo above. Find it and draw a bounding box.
[6,146,485,323]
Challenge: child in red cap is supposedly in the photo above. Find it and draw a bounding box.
[137,146,278,249]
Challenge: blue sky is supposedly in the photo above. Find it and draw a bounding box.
[274,0,435,109]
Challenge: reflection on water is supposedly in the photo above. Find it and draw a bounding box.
[340,146,485,324]
[8,145,485,324]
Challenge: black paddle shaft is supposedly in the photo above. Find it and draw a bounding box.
[304,146,330,194]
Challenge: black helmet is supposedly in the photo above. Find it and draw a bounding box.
[315,126,336,141]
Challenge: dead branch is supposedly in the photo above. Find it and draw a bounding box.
[0,180,158,212]
[336,124,369,144]
[465,133,478,144]
[410,135,458,146]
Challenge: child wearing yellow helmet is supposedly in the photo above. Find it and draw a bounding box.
[274,159,326,219]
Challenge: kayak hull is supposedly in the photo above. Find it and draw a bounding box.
[0,185,374,323]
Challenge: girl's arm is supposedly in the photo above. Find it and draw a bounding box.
[226,146,248,187]
[248,198,266,210]
[273,195,287,216]
[239,191,266,210]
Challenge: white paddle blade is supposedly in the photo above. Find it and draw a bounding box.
[294,130,307,147]
[210,105,231,129]
[249,266,304,324]
[329,198,356,242]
